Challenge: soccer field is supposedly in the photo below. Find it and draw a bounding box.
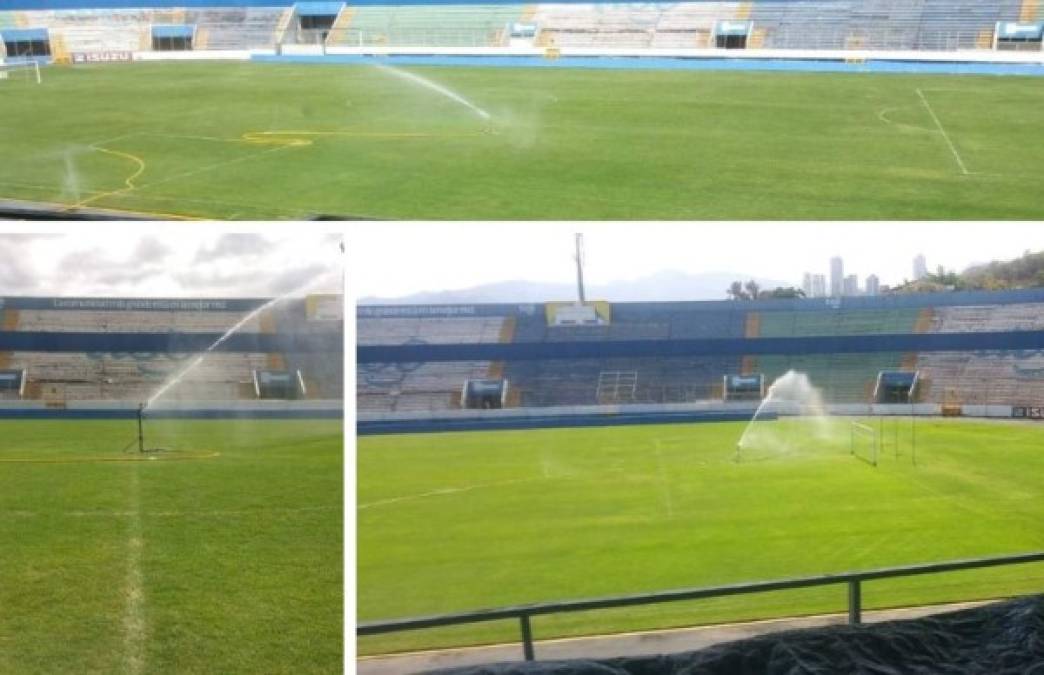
[358,418,1044,655]
[0,418,343,674]
[6,61,1044,219]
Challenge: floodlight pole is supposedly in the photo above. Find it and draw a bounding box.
[137,403,145,454]
[574,233,586,305]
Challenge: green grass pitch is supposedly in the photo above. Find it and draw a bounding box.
[5,61,1044,219]
[358,418,1044,655]
[0,418,342,674]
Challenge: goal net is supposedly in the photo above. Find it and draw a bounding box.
[850,421,878,466]
[0,60,42,85]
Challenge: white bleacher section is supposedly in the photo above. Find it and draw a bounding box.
[751,0,1020,50]
[357,316,507,413]
[15,309,263,333]
[185,8,285,49]
[533,2,743,49]
[8,351,268,401]
[16,1,1036,56]
[357,316,505,345]
[31,8,150,52]
[916,303,1044,405]
[926,303,1044,333]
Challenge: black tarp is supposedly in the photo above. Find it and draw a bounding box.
[427,595,1044,675]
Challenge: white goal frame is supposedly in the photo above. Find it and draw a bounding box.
[0,59,42,84]
[850,421,878,467]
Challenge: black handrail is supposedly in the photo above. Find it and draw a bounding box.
[358,551,1044,661]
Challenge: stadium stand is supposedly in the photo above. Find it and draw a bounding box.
[5,0,1041,55]
[0,297,343,404]
[913,303,1044,405]
[358,291,1044,413]
[331,4,523,48]
[184,7,285,50]
[357,315,507,412]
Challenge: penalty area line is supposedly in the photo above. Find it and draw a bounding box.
[915,88,970,176]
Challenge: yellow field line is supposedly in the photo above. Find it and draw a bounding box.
[240,129,492,146]
[49,126,491,216]
[69,145,147,210]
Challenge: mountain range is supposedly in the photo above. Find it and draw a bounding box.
[359,270,792,305]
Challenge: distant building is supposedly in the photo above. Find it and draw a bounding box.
[865,274,880,296]
[914,254,928,280]
[844,274,859,297]
[830,257,844,297]
[812,274,826,298]
[802,273,813,297]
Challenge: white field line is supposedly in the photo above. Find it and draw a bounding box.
[875,106,934,134]
[122,468,147,675]
[358,477,543,511]
[654,440,674,520]
[2,505,339,519]
[915,87,970,176]
[0,179,106,196]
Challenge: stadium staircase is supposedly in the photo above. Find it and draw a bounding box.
[0,309,17,371]
[327,6,355,45]
[273,7,294,44]
[485,315,515,382]
[744,311,761,338]
[1020,0,1041,21]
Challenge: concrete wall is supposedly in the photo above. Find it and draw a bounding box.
[0,399,343,419]
[357,401,1028,434]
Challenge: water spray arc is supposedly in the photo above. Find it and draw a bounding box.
[735,370,833,462]
[143,268,340,411]
[374,63,492,123]
[130,240,343,454]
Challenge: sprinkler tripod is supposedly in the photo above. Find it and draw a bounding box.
[137,403,145,454]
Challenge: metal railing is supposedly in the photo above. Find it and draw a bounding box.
[358,551,1044,662]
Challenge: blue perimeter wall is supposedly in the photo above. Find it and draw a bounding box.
[358,409,764,434]
[5,0,805,7]
[359,288,1044,320]
[0,407,342,419]
[359,330,1044,364]
[257,54,1044,78]
[0,331,341,353]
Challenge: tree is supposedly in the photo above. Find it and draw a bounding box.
[727,281,749,301]
[744,280,761,300]
[762,286,806,299]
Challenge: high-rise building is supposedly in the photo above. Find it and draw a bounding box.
[844,274,859,297]
[802,273,813,297]
[913,254,928,280]
[865,274,880,296]
[812,274,826,298]
[830,257,844,297]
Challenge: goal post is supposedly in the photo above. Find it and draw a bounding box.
[850,421,878,466]
[0,59,42,84]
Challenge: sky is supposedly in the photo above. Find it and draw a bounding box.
[351,223,1044,300]
[0,229,344,298]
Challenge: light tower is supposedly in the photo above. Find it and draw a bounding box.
[574,232,586,305]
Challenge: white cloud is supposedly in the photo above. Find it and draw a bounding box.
[0,229,344,299]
